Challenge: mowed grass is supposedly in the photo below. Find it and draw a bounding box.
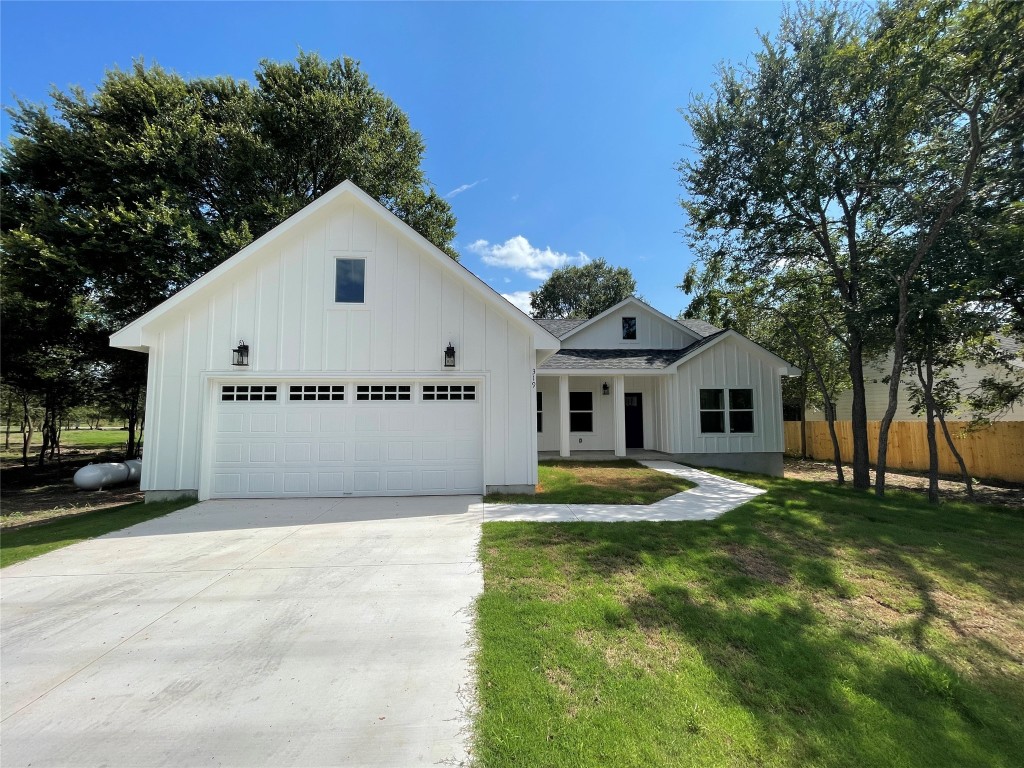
[1,499,195,568]
[484,460,695,505]
[476,475,1024,768]
[1,428,132,460]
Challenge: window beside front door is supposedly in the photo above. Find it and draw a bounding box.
[335,258,366,303]
[699,388,755,434]
[537,392,543,432]
[569,391,593,432]
[622,317,637,340]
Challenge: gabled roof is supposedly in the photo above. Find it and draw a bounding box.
[534,318,589,338]
[111,180,559,352]
[554,296,702,343]
[664,329,800,375]
[539,347,696,371]
[676,317,722,338]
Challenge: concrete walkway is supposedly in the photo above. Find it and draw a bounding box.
[483,460,765,522]
[1,497,482,767]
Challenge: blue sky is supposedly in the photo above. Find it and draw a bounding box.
[1,1,782,317]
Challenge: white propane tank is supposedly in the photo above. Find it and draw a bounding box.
[124,459,142,482]
[73,462,131,491]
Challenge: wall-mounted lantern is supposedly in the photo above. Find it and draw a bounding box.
[444,342,456,368]
[602,382,610,396]
[232,340,250,367]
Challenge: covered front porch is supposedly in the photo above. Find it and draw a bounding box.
[536,373,673,458]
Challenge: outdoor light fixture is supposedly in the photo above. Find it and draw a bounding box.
[444,342,456,368]
[232,340,250,367]
[602,382,610,396]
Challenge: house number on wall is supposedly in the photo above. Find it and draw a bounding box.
[532,368,536,388]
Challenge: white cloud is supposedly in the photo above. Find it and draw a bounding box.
[467,235,588,280]
[501,290,534,314]
[511,193,519,202]
[445,178,487,198]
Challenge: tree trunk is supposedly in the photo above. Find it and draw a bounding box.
[4,393,13,450]
[824,397,845,484]
[918,358,940,504]
[799,359,808,459]
[848,332,871,489]
[21,393,33,468]
[937,412,973,499]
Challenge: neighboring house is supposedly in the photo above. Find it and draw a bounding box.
[111,181,799,501]
[804,345,1024,423]
[535,297,799,477]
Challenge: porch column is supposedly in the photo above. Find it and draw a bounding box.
[613,374,626,457]
[558,375,571,457]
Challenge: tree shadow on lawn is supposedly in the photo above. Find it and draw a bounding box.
[492,478,1024,766]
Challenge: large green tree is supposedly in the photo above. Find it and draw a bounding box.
[529,258,637,318]
[679,0,1021,491]
[2,53,457,461]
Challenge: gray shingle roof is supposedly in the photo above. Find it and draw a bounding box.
[539,329,728,371]
[677,317,722,338]
[534,318,589,338]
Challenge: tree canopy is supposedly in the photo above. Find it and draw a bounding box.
[1,53,457,463]
[679,0,1023,494]
[529,258,637,318]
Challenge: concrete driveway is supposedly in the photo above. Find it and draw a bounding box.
[1,497,483,767]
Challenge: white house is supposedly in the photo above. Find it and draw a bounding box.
[111,181,798,501]
[534,297,799,476]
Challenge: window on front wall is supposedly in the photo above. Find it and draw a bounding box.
[699,388,755,433]
[622,317,637,340]
[569,391,593,432]
[537,392,543,432]
[335,258,365,303]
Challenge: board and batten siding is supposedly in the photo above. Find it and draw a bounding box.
[672,336,785,454]
[560,305,698,350]
[139,197,537,494]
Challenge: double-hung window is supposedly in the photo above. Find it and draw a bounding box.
[569,391,593,432]
[536,392,543,432]
[699,388,754,434]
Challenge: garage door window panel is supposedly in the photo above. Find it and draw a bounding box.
[221,385,278,402]
[356,384,411,401]
[422,384,476,401]
[290,385,345,402]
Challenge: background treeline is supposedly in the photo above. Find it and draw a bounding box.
[1,53,457,466]
[680,0,1023,501]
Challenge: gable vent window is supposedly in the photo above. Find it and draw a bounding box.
[422,384,476,401]
[622,317,637,340]
[221,385,277,402]
[356,384,411,401]
[289,385,345,402]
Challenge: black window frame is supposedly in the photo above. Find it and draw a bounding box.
[699,387,755,434]
[334,258,366,303]
[536,391,543,432]
[569,390,594,433]
[622,317,637,340]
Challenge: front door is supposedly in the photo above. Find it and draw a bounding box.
[625,393,644,449]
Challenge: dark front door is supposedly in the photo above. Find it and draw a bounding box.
[625,393,644,449]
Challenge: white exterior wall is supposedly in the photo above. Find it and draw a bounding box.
[560,305,697,350]
[536,375,667,452]
[806,352,1024,422]
[139,196,537,494]
[672,336,785,454]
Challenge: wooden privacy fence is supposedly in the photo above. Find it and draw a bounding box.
[784,420,1024,483]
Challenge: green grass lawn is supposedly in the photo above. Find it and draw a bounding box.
[476,474,1024,767]
[1,498,195,568]
[1,428,133,460]
[484,460,695,505]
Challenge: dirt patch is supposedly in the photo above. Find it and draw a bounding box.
[2,479,142,529]
[726,544,790,585]
[784,457,1023,508]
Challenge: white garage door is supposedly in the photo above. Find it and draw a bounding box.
[208,382,483,498]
